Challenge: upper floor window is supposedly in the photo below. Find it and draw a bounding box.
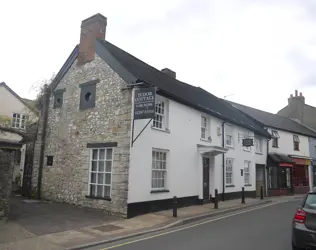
[255,137,263,154]
[79,79,99,110]
[53,88,66,108]
[201,116,208,139]
[153,96,169,131]
[293,135,300,151]
[271,130,280,148]
[225,124,234,147]
[12,113,28,129]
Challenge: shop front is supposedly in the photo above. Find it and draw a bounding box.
[290,156,311,194]
[267,153,294,196]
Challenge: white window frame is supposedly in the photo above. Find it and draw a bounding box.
[244,160,251,185]
[152,96,169,131]
[225,158,234,185]
[88,148,114,198]
[255,137,263,154]
[12,113,28,129]
[271,130,280,148]
[293,135,300,151]
[201,115,208,139]
[225,124,234,147]
[151,148,168,190]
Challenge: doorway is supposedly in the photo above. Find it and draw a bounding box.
[256,164,265,197]
[202,157,210,201]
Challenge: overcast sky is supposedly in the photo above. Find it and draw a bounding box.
[1,0,316,113]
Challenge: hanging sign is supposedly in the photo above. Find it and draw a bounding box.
[242,138,253,147]
[134,87,156,120]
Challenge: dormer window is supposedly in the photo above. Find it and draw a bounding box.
[152,95,169,131]
[271,130,280,148]
[293,135,300,151]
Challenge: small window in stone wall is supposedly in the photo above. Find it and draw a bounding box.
[47,156,54,166]
[79,79,99,110]
[53,89,66,108]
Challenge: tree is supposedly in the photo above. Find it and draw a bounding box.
[31,73,56,111]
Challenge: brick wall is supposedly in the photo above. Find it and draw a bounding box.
[0,150,14,220]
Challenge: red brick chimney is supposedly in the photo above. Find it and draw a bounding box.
[77,13,107,66]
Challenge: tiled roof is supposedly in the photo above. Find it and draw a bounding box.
[228,101,316,138]
[97,40,270,138]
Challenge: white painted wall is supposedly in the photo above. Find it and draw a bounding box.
[267,128,310,157]
[128,93,268,203]
[267,127,312,190]
[0,85,37,141]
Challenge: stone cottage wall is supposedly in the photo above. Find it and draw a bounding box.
[0,150,14,220]
[40,54,132,216]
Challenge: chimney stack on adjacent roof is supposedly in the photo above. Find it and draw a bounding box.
[161,68,176,79]
[77,13,107,66]
[295,89,298,97]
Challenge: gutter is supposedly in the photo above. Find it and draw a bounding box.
[222,121,226,201]
[37,84,50,199]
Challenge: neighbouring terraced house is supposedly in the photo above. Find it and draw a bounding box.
[229,101,316,196]
[32,13,271,218]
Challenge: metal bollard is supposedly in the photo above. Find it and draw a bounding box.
[214,189,218,209]
[173,196,178,217]
[241,187,245,204]
[260,186,264,200]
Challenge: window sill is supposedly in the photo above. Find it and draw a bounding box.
[244,184,252,187]
[272,146,279,148]
[85,195,111,201]
[150,189,170,194]
[151,126,170,133]
[255,152,263,155]
[294,149,300,151]
[200,138,212,143]
[225,185,235,188]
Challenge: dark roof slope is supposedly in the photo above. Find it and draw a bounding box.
[0,82,38,115]
[228,101,316,138]
[98,40,270,138]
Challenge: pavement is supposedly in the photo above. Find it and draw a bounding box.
[85,199,301,250]
[0,195,304,250]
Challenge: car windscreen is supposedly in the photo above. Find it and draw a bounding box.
[304,194,316,210]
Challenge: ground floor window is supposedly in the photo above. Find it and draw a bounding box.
[152,149,167,190]
[268,167,278,189]
[293,165,309,187]
[280,168,292,188]
[244,160,251,185]
[89,148,113,198]
[225,158,233,185]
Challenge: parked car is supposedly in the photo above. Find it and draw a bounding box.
[292,188,316,250]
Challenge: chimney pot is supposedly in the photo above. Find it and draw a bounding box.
[300,92,302,96]
[290,94,293,98]
[77,13,107,66]
[161,68,176,79]
[295,90,298,97]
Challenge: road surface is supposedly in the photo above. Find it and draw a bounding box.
[86,200,301,250]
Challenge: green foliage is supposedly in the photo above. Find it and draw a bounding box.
[0,115,11,127]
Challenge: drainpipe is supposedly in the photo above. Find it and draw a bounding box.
[265,137,271,197]
[222,121,226,201]
[37,84,50,200]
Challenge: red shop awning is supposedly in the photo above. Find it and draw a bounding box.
[280,163,294,167]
